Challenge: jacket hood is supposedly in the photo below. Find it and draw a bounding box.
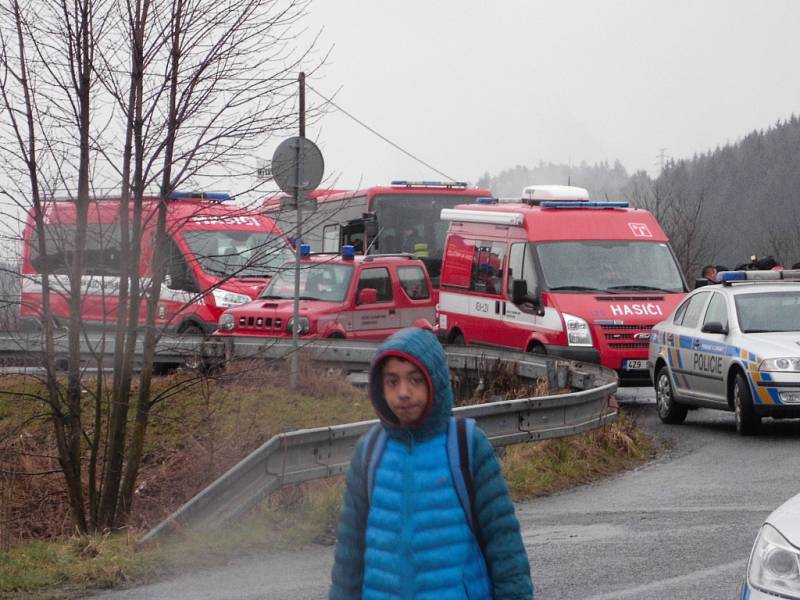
[369,327,452,440]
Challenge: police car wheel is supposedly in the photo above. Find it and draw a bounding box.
[733,372,761,436]
[655,366,687,424]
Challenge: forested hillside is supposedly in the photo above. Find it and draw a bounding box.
[476,160,631,201]
[623,116,800,278]
[477,117,800,280]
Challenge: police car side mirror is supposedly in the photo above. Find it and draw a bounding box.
[357,287,378,305]
[694,277,709,289]
[701,321,727,335]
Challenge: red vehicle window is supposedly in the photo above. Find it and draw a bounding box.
[470,241,506,296]
[357,267,393,302]
[397,266,430,300]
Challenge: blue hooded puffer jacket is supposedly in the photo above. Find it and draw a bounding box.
[329,327,533,600]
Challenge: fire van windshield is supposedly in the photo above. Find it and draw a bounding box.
[535,241,685,294]
[182,231,292,278]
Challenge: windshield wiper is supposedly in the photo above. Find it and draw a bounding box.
[549,285,611,293]
[606,285,676,293]
[259,294,289,300]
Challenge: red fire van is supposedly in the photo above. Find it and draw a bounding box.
[214,247,435,340]
[20,192,292,334]
[437,186,688,382]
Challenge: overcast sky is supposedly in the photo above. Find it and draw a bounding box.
[292,0,800,189]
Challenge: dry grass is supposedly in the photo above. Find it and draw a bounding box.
[502,412,657,500]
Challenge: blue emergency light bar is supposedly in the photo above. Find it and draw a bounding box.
[299,243,311,257]
[719,270,800,283]
[390,180,468,188]
[541,201,629,209]
[341,245,355,260]
[476,196,499,204]
[169,191,231,201]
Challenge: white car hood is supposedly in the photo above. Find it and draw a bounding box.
[766,491,800,547]
[745,332,800,357]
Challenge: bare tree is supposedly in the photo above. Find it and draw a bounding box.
[0,0,316,533]
[625,167,722,280]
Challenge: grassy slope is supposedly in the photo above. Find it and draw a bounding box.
[0,364,656,598]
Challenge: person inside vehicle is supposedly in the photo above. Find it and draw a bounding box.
[701,265,718,283]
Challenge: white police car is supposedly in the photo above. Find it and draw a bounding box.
[648,269,800,435]
[741,491,800,599]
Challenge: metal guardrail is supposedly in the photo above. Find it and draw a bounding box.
[0,331,214,369]
[0,332,618,544]
[140,344,618,544]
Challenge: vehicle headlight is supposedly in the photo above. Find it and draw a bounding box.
[760,357,800,372]
[748,523,800,598]
[212,288,250,308]
[286,316,311,335]
[563,313,593,347]
[218,312,235,331]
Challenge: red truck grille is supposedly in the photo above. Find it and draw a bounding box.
[599,323,653,349]
[238,316,282,330]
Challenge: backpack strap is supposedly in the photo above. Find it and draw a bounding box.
[362,423,388,504]
[447,416,482,544]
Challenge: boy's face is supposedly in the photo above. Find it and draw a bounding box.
[382,357,429,425]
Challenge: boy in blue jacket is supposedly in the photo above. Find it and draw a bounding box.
[329,326,533,599]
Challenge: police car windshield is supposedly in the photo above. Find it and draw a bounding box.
[260,262,354,302]
[183,231,292,278]
[734,291,800,333]
[535,241,685,293]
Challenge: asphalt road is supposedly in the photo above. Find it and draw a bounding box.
[88,387,800,600]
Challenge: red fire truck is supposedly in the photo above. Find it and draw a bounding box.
[262,181,491,289]
[214,246,435,340]
[20,192,292,334]
[436,186,689,382]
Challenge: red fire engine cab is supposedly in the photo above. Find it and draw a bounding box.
[437,186,689,382]
[214,245,435,340]
[20,192,292,334]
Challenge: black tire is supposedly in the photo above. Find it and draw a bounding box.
[449,331,465,346]
[733,372,761,435]
[179,323,207,372]
[655,365,688,424]
[529,343,546,355]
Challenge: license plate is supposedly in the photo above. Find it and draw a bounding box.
[623,359,646,370]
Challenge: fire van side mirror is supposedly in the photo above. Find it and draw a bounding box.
[512,279,544,316]
[511,279,528,304]
[357,288,378,305]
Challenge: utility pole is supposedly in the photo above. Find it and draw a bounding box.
[656,148,668,176]
[290,72,306,389]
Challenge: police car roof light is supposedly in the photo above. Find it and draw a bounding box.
[341,245,356,260]
[299,243,311,257]
[541,201,629,209]
[169,191,231,201]
[476,196,499,204]
[717,270,800,284]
